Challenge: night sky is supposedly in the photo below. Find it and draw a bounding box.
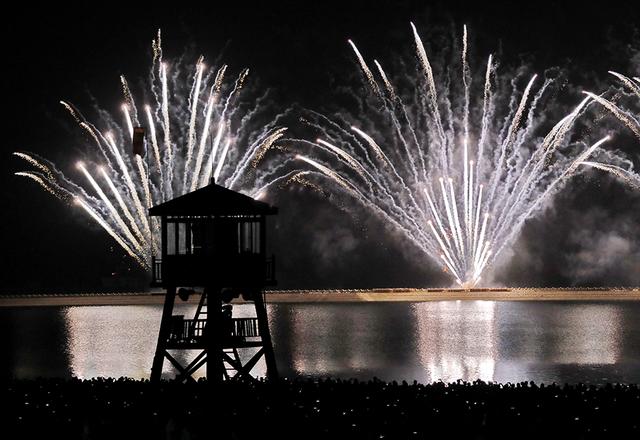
[2,0,639,292]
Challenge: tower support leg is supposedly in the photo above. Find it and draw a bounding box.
[254,291,279,380]
[150,286,176,382]
[205,287,224,383]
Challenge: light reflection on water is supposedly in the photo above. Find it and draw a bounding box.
[64,306,159,379]
[63,304,266,380]
[267,301,635,384]
[4,301,639,384]
[413,300,497,383]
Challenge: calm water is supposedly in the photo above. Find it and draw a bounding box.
[2,301,639,384]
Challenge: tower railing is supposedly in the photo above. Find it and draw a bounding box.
[167,317,261,345]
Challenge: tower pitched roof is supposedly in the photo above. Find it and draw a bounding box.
[149,183,277,216]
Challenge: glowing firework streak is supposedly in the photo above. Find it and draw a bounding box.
[99,167,146,246]
[374,60,395,99]
[77,161,146,258]
[608,71,640,99]
[14,31,287,269]
[296,154,355,193]
[145,104,164,196]
[74,197,146,269]
[104,133,152,242]
[348,40,380,95]
[213,139,232,183]
[160,62,172,165]
[122,105,134,140]
[190,83,219,192]
[292,24,613,287]
[183,57,205,189]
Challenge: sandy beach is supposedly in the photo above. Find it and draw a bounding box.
[1,287,639,307]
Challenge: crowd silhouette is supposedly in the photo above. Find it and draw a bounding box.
[5,377,639,439]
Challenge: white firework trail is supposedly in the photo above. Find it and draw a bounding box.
[580,161,640,190]
[586,71,640,140]
[580,70,640,189]
[291,24,614,287]
[584,91,640,139]
[14,31,287,270]
[12,152,56,181]
[348,39,380,96]
[608,71,640,99]
[14,172,64,199]
[74,196,145,268]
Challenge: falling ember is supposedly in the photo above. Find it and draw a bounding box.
[14,30,287,270]
[290,24,618,287]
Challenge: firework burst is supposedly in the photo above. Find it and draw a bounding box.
[14,30,287,270]
[286,24,616,287]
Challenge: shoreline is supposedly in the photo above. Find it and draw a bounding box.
[1,287,639,307]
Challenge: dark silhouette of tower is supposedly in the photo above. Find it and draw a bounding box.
[148,183,278,383]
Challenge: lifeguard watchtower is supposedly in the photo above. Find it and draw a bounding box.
[148,183,278,383]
